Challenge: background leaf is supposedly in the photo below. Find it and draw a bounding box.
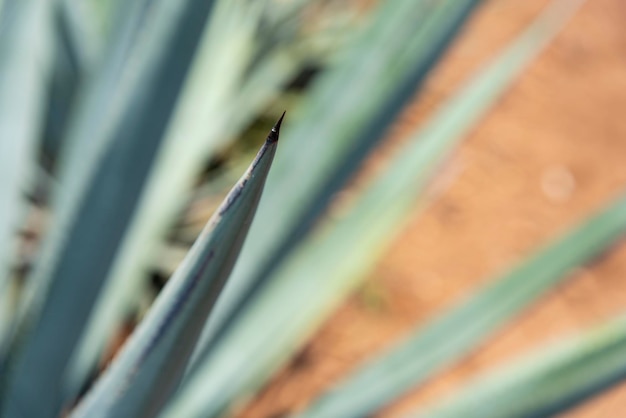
[300,190,626,418]
[0,0,55,297]
[163,1,585,415]
[1,1,218,415]
[414,315,626,418]
[41,0,101,165]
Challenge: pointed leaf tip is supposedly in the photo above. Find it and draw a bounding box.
[268,111,286,143]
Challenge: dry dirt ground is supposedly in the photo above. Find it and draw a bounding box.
[241,0,626,416]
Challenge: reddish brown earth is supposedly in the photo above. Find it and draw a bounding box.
[242,0,626,416]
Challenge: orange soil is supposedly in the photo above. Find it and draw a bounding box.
[242,0,626,416]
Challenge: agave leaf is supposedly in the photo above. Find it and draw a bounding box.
[52,0,165,190]
[0,0,54,367]
[296,2,596,416]
[67,0,266,385]
[52,1,193,391]
[58,0,101,71]
[68,0,331,391]
[1,1,218,416]
[71,120,281,418]
[165,1,586,416]
[255,0,353,61]
[413,315,626,418]
[190,0,484,377]
[300,193,626,418]
[42,0,101,165]
[0,0,55,295]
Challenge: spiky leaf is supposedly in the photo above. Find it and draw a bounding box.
[71,119,282,418]
[414,316,626,418]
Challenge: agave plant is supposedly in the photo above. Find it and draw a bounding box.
[0,0,623,417]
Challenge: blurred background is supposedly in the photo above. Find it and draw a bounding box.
[238,0,626,416]
[1,0,626,416]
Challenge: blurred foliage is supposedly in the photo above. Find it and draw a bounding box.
[0,0,622,417]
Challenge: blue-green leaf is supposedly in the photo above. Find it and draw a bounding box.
[0,0,55,295]
[71,120,281,418]
[295,3,597,417]
[1,1,217,416]
[300,193,626,418]
[41,0,101,163]
[414,315,626,418]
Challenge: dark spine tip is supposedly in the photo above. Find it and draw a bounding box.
[267,111,286,143]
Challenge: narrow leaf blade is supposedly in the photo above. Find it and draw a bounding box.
[295,3,598,417]
[0,0,55,295]
[301,193,626,418]
[71,121,281,418]
[1,1,217,415]
[69,0,275,387]
[414,316,626,418]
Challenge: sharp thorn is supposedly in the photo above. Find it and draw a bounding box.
[268,111,286,143]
